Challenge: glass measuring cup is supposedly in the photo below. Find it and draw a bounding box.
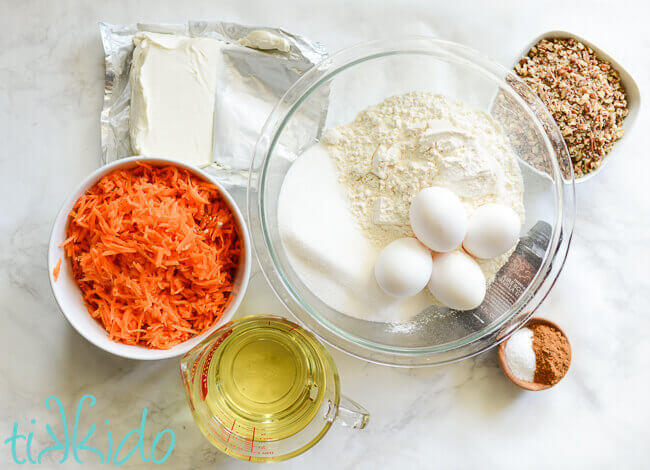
[180,315,369,462]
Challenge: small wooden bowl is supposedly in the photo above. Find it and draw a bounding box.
[498,317,571,391]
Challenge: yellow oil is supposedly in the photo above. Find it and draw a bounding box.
[199,321,327,443]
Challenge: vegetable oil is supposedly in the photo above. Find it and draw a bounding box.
[186,317,329,447]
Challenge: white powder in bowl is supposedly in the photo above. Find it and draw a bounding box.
[504,327,536,382]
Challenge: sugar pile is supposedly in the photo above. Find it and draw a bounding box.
[278,144,430,323]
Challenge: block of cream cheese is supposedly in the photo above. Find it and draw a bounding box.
[129,32,222,166]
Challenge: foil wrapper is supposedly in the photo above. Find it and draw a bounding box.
[99,21,329,194]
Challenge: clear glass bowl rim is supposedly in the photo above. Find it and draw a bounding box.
[248,37,576,367]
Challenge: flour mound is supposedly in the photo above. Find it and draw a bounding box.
[322,92,525,284]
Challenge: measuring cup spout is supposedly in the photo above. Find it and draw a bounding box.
[330,395,369,430]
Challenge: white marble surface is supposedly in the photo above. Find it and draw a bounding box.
[1,1,649,468]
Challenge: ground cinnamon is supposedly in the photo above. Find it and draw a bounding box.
[531,324,571,385]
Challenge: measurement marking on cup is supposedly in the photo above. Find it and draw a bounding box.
[226,419,236,444]
[249,427,256,461]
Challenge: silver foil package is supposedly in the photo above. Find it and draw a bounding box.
[99,21,329,194]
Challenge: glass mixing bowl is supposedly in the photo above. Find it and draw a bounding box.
[248,38,575,366]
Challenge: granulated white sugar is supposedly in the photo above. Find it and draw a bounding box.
[278,143,430,323]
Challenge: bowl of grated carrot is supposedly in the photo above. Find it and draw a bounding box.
[48,156,251,360]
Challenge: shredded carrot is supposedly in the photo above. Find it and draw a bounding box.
[62,164,241,349]
[53,258,62,282]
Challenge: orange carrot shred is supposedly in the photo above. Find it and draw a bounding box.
[53,258,62,282]
[64,164,241,349]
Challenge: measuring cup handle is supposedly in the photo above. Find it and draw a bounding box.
[334,395,369,429]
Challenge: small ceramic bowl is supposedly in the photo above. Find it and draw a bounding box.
[48,156,252,360]
[514,30,640,183]
[498,317,571,391]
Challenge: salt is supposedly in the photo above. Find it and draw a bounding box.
[504,327,536,382]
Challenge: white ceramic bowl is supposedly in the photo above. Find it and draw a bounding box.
[48,156,251,360]
[514,30,640,183]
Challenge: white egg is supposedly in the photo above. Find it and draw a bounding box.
[375,238,433,298]
[463,203,521,259]
[409,187,467,252]
[428,251,486,310]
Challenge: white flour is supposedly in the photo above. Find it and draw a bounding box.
[323,92,524,284]
[278,93,524,322]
